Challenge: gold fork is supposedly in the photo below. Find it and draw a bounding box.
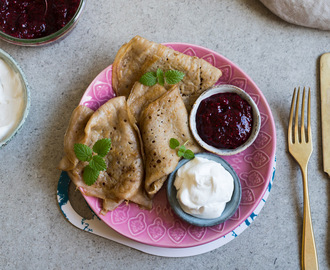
[288,87,318,270]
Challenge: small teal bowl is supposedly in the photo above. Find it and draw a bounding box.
[0,49,30,148]
[166,152,242,227]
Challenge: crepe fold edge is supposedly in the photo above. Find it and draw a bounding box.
[58,105,94,171]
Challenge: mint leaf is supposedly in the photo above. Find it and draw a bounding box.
[74,143,93,162]
[169,138,195,159]
[74,139,112,185]
[178,145,186,152]
[157,68,164,86]
[83,165,100,186]
[165,70,185,84]
[177,150,185,157]
[169,138,180,149]
[183,149,195,159]
[93,138,111,157]
[140,71,157,86]
[89,155,107,171]
[140,69,184,86]
[178,145,186,157]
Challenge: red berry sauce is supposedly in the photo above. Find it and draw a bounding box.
[0,0,81,39]
[196,92,253,149]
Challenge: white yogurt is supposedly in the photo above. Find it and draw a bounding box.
[174,156,234,219]
[0,58,25,143]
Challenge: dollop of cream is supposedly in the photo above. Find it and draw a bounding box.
[174,156,234,219]
[0,58,25,143]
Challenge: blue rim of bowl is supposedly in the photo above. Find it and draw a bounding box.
[0,49,30,148]
[0,0,85,46]
[166,152,242,227]
[189,84,261,156]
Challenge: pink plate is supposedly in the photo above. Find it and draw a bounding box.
[79,43,276,248]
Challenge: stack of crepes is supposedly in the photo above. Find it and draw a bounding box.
[59,36,222,214]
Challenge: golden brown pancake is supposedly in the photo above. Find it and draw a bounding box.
[59,97,152,213]
[139,85,202,197]
[112,35,222,110]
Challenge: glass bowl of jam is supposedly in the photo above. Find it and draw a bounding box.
[190,85,261,156]
[0,0,85,46]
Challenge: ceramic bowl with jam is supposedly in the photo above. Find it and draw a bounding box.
[0,0,85,46]
[189,84,260,156]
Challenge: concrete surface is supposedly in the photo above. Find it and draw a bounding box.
[0,0,329,269]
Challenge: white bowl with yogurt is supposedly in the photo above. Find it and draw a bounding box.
[167,152,242,227]
[0,49,30,148]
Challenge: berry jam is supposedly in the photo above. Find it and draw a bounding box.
[0,0,81,39]
[196,92,253,149]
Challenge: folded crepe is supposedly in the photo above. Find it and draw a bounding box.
[59,97,152,213]
[139,85,202,197]
[127,82,167,124]
[112,35,222,110]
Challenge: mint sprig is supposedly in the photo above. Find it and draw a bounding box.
[140,68,185,86]
[74,138,111,186]
[169,138,195,160]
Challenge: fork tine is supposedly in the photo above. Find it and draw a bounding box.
[288,87,297,143]
[301,87,306,142]
[294,87,300,143]
[307,87,312,142]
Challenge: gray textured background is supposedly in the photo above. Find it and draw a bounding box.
[0,0,329,269]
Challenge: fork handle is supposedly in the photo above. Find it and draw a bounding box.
[301,167,318,270]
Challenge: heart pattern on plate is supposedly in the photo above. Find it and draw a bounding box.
[128,213,147,236]
[168,221,187,244]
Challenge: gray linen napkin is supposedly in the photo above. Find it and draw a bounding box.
[260,0,330,30]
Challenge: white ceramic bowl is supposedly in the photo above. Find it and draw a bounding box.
[0,49,30,148]
[189,84,260,156]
